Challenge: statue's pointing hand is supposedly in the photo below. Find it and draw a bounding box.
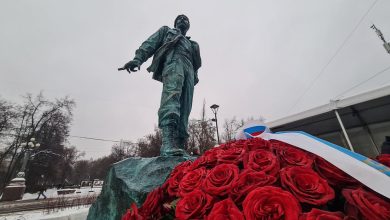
[120,60,141,73]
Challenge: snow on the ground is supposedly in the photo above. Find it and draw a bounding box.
[22,187,101,200]
[0,187,101,219]
[0,205,90,220]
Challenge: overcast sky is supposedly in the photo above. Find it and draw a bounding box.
[1,0,390,159]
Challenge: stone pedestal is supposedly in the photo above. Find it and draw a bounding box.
[0,172,26,201]
[87,156,194,220]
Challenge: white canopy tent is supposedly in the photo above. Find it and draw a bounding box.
[268,85,390,157]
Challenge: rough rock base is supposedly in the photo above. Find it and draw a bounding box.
[87,156,193,220]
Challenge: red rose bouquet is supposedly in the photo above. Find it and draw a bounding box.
[376,154,390,168]
[122,138,390,220]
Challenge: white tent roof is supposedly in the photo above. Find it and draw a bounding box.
[268,85,390,128]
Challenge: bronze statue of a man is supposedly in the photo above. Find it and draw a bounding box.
[121,15,201,156]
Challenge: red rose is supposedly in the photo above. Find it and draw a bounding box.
[202,163,239,197]
[206,198,244,220]
[315,157,359,187]
[230,169,277,205]
[276,144,314,168]
[243,149,280,177]
[270,139,284,150]
[217,146,246,165]
[165,160,192,197]
[139,187,165,219]
[228,139,247,149]
[218,141,235,150]
[245,138,271,152]
[178,167,207,197]
[175,189,214,219]
[122,203,144,220]
[280,166,335,205]
[242,186,301,220]
[342,187,390,220]
[189,148,222,170]
[376,154,390,167]
[299,208,345,220]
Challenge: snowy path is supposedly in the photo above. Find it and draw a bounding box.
[0,197,92,214]
[0,187,101,219]
[21,187,101,201]
[0,206,90,220]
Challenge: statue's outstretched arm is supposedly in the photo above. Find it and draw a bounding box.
[120,26,168,73]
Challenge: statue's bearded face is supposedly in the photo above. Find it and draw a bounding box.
[174,15,190,32]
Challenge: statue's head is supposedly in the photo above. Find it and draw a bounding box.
[174,14,190,34]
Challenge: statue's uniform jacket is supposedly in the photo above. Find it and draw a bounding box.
[133,26,201,138]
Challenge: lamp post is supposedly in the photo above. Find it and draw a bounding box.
[210,104,220,144]
[19,138,40,177]
[0,137,40,201]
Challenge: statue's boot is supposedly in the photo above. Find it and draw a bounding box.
[160,126,188,157]
[175,137,187,150]
[175,137,196,157]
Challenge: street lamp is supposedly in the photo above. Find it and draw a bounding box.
[210,104,220,144]
[19,138,40,176]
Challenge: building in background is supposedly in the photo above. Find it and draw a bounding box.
[268,85,390,158]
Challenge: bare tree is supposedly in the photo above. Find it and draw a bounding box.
[0,98,18,180]
[0,98,17,139]
[138,127,161,157]
[111,140,139,161]
[60,146,84,185]
[187,101,216,154]
[88,155,117,180]
[71,160,90,184]
[0,93,75,192]
[221,117,244,142]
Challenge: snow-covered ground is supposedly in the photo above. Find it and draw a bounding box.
[0,206,90,220]
[0,187,102,220]
[22,187,101,200]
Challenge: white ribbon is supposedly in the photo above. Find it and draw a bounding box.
[254,131,390,198]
